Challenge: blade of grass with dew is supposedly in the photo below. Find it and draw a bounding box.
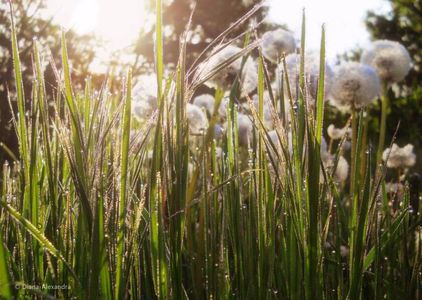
[256,55,267,298]
[0,234,13,299]
[305,25,326,299]
[0,199,79,286]
[9,2,30,222]
[297,9,306,159]
[348,110,365,299]
[61,32,93,230]
[115,69,132,299]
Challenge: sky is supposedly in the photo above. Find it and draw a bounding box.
[46,0,391,60]
[267,0,391,60]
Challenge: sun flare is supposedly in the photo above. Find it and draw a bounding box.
[51,0,151,51]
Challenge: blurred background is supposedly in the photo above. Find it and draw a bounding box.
[0,0,421,173]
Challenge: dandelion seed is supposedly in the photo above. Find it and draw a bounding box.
[361,40,411,83]
[260,28,296,63]
[329,62,380,111]
[382,143,416,169]
[187,103,209,134]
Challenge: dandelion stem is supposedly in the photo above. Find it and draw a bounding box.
[376,84,389,168]
[350,107,357,194]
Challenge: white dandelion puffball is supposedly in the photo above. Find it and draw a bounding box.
[132,94,157,120]
[382,143,416,169]
[132,81,158,120]
[334,156,349,183]
[327,124,351,140]
[193,94,215,116]
[329,62,380,110]
[197,45,258,96]
[277,52,334,105]
[361,40,411,83]
[260,28,296,63]
[187,103,209,135]
[322,154,349,183]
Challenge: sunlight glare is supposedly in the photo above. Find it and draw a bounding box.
[50,0,151,51]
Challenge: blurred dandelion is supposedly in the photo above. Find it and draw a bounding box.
[329,62,380,111]
[193,94,215,116]
[361,40,411,83]
[327,124,351,140]
[322,154,349,183]
[187,103,209,134]
[382,143,416,169]
[197,45,258,96]
[277,52,334,107]
[260,28,296,63]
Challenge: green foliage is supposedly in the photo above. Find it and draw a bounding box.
[0,3,420,300]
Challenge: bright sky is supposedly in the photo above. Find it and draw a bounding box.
[46,0,152,50]
[46,0,391,60]
[268,0,391,60]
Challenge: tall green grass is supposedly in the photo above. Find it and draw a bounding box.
[0,3,421,299]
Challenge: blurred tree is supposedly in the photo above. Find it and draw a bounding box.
[0,0,99,163]
[133,0,267,73]
[365,0,422,173]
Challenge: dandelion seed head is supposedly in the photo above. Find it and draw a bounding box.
[193,94,215,116]
[187,103,209,134]
[260,28,296,63]
[382,143,416,169]
[327,124,351,140]
[132,81,158,120]
[322,154,349,183]
[197,45,257,96]
[329,62,380,110]
[277,52,334,107]
[334,156,349,183]
[361,40,411,83]
[132,95,156,120]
